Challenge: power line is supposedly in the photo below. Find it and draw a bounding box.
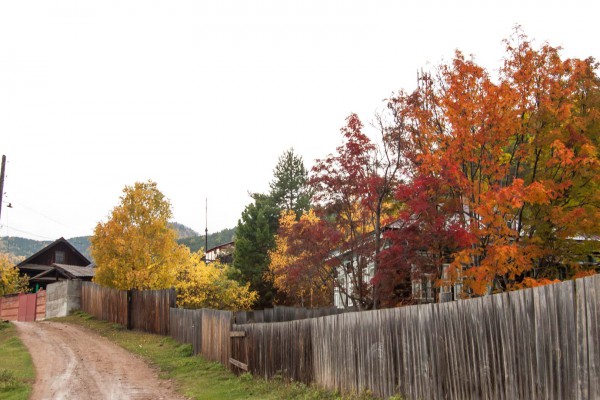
[0,224,55,240]
[3,195,74,230]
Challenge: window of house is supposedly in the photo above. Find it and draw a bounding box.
[55,250,65,263]
[412,280,423,300]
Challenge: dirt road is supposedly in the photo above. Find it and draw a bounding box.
[15,321,188,400]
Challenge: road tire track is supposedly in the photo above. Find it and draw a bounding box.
[15,321,188,400]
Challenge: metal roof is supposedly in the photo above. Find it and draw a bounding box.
[53,263,95,278]
[30,263,95,281]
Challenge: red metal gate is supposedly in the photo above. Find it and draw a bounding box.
[17,293,38,322]
[0,290,46,321]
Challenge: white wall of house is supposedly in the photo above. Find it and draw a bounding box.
[333,259,374,309]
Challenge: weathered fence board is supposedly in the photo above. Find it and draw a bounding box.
[81,275,600,400]
[130,288,175,335]
[234,306,342,324]
[576,275,600,399]
[169,308,203,354]
[307,276,600,399]
[81,282,174,335]
[81,282,128,326]
[231,318,313,384]
[201,309,231,365]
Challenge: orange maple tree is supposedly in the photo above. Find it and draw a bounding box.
[383,28,600,297]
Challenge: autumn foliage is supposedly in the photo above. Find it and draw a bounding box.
[381,29,600,299]
[270,30,599,308]
[268,210,338,307]
[91,181,189,290]
[177,251,257,310]
[0,253,29,295]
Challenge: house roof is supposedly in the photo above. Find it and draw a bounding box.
[53,264,95,278]
[17,263,53,272]
[206,241,235,254]
[30,263,95,281]
[17,237,91,267]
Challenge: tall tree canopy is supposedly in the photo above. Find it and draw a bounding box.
[267,30,599,308]
[306,114,404,309]
[269,148,312,216]
[91,181,189,290]
[380,29,600,300]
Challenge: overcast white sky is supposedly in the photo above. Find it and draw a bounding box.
[0,0,598,241]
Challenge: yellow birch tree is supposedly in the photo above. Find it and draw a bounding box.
[91,181,189,290]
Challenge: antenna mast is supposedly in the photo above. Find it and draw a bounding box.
[205,197,208,252]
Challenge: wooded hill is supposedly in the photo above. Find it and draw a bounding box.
[0,224,236,263]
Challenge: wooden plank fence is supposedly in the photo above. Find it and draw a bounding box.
[81,282,128,326]
[231,275,600,399]
[81,276,600,399]
[201,309,232,365]
[0,293,20,321]
[231,319,313,383]
[170,308,203,354]
[81,282,174,335]
[130,288,175,335]
[234,306,343,324]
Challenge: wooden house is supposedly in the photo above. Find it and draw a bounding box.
[29,263,95,288]
[205,241,235,264]
[16,237,92,291]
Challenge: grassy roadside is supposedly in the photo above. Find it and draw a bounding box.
[56,312,381,400]
[0,321,34,400]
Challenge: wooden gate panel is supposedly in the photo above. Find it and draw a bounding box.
[18,293,37,322]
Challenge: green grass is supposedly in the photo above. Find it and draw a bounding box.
[56,311,380,400]
[0,321,34,400]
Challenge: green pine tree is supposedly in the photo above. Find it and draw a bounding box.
[269,148,312,217]
[232,193,279,308]
[232,149,312,308]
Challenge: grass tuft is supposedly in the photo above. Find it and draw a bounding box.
[0,322,34,400]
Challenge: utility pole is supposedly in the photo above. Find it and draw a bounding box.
[0,155,6,224]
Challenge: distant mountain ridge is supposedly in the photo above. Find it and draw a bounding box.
[169,222,199,239]
[0,223,236,263]
[0,236,93,263]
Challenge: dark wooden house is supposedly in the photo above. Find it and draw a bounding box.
[29,263,95,288]
[17,237,92,291]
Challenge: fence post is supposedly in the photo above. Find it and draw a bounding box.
[127,289,133,330]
